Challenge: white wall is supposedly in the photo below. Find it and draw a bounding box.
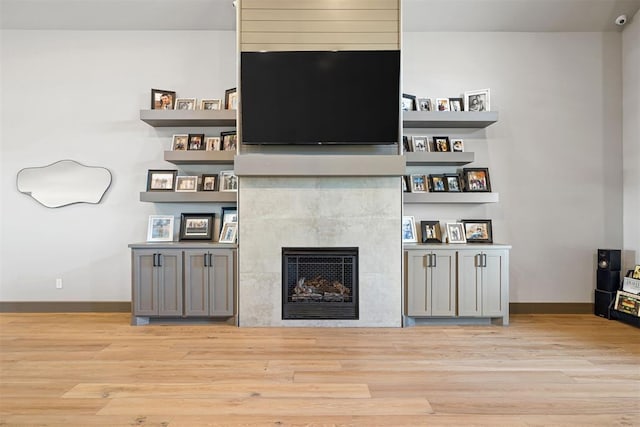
[403,32,623,303]
[623,11,640,266]
[0,30,236,301]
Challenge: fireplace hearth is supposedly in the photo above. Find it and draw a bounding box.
[282,247,358,320]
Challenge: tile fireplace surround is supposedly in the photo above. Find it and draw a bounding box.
[236,155,404,327]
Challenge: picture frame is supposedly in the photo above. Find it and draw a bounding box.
[436,98,450,111]
[175,176,198,192]
[147,169,177,191]
[401,93,416,111]
[462,167,492,192]
[221,131,237,151]
[614,290,640,316]
[444,174,462,192]
[205,136,221,151]
[188,133,205,151]
[225,88,238,110]
[429,174,447,192]
[411,136,429,152]
[221,206,238,225]
[402,176,409,192]
[416,98,433,112]
[410,174,428,193]
[420,220,443,243]
[633,266,640,280]
[175,98,196,110]
[446,222,467,244]
[219,170,238,192]
[147,215,174,242]
[461,219,493,243]
[403,136,412,152]
[201,174,217,191]
[219,221,238,243]
[171,134,188,151]
[433,136,451,152]
[179,213,215,241]
[201,99,222,110]
[449,97,464,112]
[402,216,418,243]
[464,88,490,112]
[451,138,464,152]
[151,89,176,110]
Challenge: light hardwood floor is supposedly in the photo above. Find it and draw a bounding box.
[1,313,638,426]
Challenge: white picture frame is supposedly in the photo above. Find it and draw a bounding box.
[175,176,198,192]
[446,222,467,244]
[402,216,418,243]
[416,98,433,111]
[147,215,174,242]
[219,170,238,192]
[219,222,238,243]
[410,175,428,193]
[171,134,188,151]
[464,88,490,112]
[411,136,429,152]
[200,99,222,110]
[436,98,450,111]
[205,137,221,151]
[175,98,197,110]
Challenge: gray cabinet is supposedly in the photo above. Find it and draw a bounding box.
[132,249,183,317]
[184,249,234,317]
[458,249,508,322]
[406,249,457,316]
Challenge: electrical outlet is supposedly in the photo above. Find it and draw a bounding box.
[55,278,63,289]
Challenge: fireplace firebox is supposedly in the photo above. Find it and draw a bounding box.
[282,248,358,320]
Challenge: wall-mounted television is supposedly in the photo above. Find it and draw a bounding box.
[240,50,400,145]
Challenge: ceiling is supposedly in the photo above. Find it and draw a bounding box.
[1,0,639,32]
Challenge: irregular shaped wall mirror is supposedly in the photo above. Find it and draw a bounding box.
[17,160,112,208]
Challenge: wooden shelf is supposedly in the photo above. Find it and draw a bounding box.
[403,111,498,128]
[140,192,237,203]
[403,192,499,204]
[164,151,235,165]
[140,110,236,127]
[405,152,474,166]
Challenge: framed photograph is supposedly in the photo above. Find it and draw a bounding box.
[205,136,221,151]
[201,99,222,110]
[436,98,450,111]
[429,174,446,192]
[446,222,467,244]
[201,174,217,191]
[175,176,198,192]
[171,134,188,151]
[411,136,429,152]
[420,220,442,243]
[179,213,215,241]
[219,170,238,192]
[462,167,492,192]
[188,133,205,151]
[401,93,416,111]
[151,89,175,110]
[147,169,177,191]
[633,266,640,280]
[402,216,418,243]
[402,176,409,192]
[147,215,174,242]
[445,174,462,192]
[410,174,428,193]
[175,98,196,110]
[449,97,464,112]
[464,88,490,112]
[221,131,238,151]
[416,98,433,112]
[219,221,238,243]
[225,88,238,110]
[461,219,493,243]
[451,138,464,152]
[433,136,451,152]
[403,135,412,152]
[221,206,238,225]
[614,291,640,316]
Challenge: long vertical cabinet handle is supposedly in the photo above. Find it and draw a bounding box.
[153,254,157,267]
[425,254,432,268]
[157,254,162,267]
[204,254,208,267]
[432,253,437,268]
[483,254,487,268]
[208,254,213,268]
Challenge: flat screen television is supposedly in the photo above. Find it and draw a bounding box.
[240,50,400,145]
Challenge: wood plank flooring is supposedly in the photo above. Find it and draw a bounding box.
[0,313,638,426]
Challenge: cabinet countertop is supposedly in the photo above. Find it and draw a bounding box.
[404,243,511,250]
[129,242,237,249]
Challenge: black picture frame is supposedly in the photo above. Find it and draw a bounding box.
[221,131,238,151]
[188,133,205,151]
[201,174,218,191]
[445,174,462,192]
[179,213,215,241]
[401,93,416,111]
[225,87,238,110]
[151,88,176,110]
[221,206,238,226]
[461,219,493,243]
[420,221,443,243]
[433,136,451,152]
[429,174,447,192]
[146,169,177,191]
[462,167,492,192]
[449,97,464,112]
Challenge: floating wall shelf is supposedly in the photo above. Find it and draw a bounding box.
[402,111,498,128]
[140,192,237,203]
[164,151,235,165]
[404,152,475,166]
[139,110,236,127]
[403,192,499,204]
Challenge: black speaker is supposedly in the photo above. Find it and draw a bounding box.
[597,249,621,271]
[594,289,615,319]
[597,270,621,292]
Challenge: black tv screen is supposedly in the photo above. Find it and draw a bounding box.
[240,50,400,145]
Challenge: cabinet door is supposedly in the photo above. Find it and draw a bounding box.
[481,250,507,316]
[210,250,234,316]
[458,252,482,316]
[157,250,183,316]
[406,251,430,316]
[132,250,158,316]
[184,250,210,316]
[430,250,457,316]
